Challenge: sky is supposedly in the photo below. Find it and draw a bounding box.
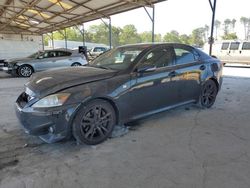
[84,0,250,39]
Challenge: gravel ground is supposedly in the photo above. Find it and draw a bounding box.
[0,66,250,188]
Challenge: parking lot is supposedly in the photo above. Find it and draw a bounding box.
[0,65,250,188]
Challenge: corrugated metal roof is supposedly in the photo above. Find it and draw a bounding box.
[0,0,166,35]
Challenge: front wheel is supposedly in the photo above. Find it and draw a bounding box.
[18,65,33,77]
[199,80,218,108]
[72,99,116,145]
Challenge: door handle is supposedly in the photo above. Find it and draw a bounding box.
[200,65,206,70]
[169,71,176,77]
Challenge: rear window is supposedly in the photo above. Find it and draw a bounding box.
[221,42,229,50]
[230,42,240,50]
[242,42,250,50]
[174,48,196,65]
[93,47,107,52]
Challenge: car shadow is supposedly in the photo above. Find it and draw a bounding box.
[224,64,250,69]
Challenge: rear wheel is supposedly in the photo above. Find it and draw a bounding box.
[71,62,81,66]
[18,65,33,77]
[199,80,218,108]
[72,99,116,145]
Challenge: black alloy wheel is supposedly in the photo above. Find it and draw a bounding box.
[199,80,218,108]
[73,99,116,145]
[18,65,33,77]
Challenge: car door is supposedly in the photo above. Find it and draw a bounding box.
[53,51,73,67]
[129,45,179,118]
[34,51,55,71]
[172,44,207,102]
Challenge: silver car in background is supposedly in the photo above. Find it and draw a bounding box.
[3,49,88,77]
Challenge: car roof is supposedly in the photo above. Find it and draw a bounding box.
[118,42,194,49]
[41,49,73,53]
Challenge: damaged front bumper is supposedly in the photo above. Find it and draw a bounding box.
[15,93,80,143]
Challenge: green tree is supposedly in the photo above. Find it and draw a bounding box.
[140,31,152,42]
[231,19,237,32]
[204,25,210,42]
[86,24,110,45]
[111,26,122,47]
[154,34,162,42]
[214,20,221,39]
[179,34,191,44]
[223,19,231,35]
[240,17,250,40]
[163,30,181,43]
[222,32,238,40]
[190,28,205,47]
[222,18,239,40]
[139,31,162,42]
[119,24,141,45]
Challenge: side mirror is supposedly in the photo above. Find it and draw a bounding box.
[137,64,156,73]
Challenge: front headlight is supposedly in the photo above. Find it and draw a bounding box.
[32,93,70,108]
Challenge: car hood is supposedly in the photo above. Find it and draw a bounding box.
[7,57,33,64]
[25,66,117,97]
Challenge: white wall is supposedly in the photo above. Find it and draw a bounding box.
[47,40,109,50]
[0,34,43,60]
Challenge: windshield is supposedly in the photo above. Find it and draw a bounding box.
[27,51,41,58]
[90,46,148,70]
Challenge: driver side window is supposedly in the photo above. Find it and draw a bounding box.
[43,52,49,58]
[140,47,174,68]
[48,51,57,58]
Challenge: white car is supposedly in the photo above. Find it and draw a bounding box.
[3,49,88,77]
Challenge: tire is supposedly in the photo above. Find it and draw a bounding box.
[18,65,33,77]
[72,99,116,145]
[199,80,218,108]
[71,62,81,66]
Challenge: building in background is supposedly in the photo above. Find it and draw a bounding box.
[0,34,42,60]
[47,40,109,50]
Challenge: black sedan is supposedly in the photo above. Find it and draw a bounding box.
[15,43,223,145]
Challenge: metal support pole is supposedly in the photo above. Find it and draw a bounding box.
[152,5,155,43]
[74,24,85,47]
[143,5,155,43]
[64,29,67,50]
[82,23,85,47]
[109,18,112,49]
[208,0,217,56]
[41,34,44,51]
[101,17,112,48]
[51,32,54,49]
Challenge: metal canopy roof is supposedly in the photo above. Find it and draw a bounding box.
[0,0,165,35]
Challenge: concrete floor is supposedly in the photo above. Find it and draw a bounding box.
[0,66,250,188]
